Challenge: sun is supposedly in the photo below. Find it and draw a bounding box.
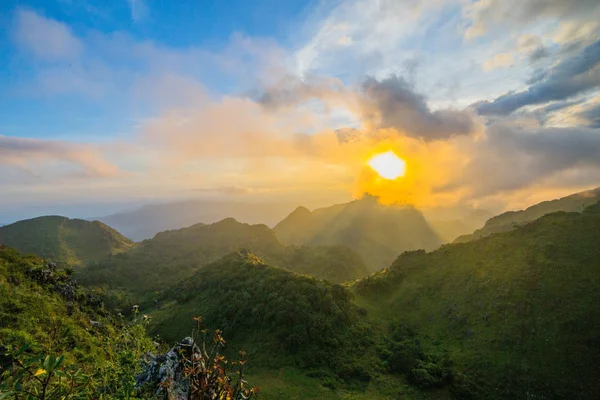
[367,150,406,180]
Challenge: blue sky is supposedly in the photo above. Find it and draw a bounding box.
[1,0,600,221]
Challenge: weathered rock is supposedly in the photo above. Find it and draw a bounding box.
[136,337,198,400]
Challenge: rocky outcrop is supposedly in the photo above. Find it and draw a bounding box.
[136,337,198,399]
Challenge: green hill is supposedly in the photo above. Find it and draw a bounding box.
[150,251,374,372]
[455,186,600,243]
[79,218,369,303]
[274,196,442,271]
[0,216,134,267]
[0,246,154,398]
[354,201,600,399]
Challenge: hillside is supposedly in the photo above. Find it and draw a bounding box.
[96,200,299,240]
[0,246,154,398]
[274,195,442,271]
[79,218,369,303]
[354,201,600,400]
[455,186,600,242]
[0,216,134,267]
[150,251,374,370]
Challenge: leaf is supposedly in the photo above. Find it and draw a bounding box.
[54,355,64,369]
[34,369,47,377]
[43,355,56,372]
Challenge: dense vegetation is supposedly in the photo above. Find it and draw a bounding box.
[354,202,600,399]
[0,246,154,398]
[150,251,376,375]
[79,218,369,308]
[455,186,600,242]
[274,195,442,271]
[0,246,262,399]
[0,216,134,268]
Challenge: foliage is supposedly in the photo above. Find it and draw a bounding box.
[354,206,600,399]
[0,216,133,268]
[150,251,377,381]
[0,246,153,399]
[148,316,259,400]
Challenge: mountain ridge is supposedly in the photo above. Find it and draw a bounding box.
[0,215,134,267]
[274,195,442,271]
[455,186,600,242]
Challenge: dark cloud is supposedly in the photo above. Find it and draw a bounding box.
[579,104,600,128]
[442,123,600,197]
[476,40,600,116]
[256,75,345,109]
[528,46,549,62]
[361,75,478,140]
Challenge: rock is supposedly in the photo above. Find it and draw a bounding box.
[136,337,199,399]
[90,320,104,328]
[53,283,77,301]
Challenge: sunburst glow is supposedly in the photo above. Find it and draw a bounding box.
[367,150,406,180]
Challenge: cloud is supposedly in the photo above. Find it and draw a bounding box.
[463,0,600,39]
[13,8,82,60]
[483,53,514,71]
[360,75,480,140]
[0,135,119,180]
[579,104,600,128]
[476,39,600,115]
[443,123,600,198]
[517,34,548,62]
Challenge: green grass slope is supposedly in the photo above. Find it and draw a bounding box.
[0,216,134,268]
[0,246,154,398]
[274,196,442,271]
[455,186,600,243]
[354,202,600,400]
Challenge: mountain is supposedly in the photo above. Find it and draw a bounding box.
[455,186,600,243]
[0,216,134,268]
[95,200,300,241]
[354,201,600,399]
[274,195,443,271]
[79,218,369,303]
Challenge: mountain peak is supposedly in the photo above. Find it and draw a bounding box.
[0,216,133,267]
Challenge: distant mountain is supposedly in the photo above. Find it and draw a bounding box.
[354,201,600,399]
[80,218,369,301]
[274,195,442,271]
[95,200,299,241]
[455,186,600,243]
[0,216,134,267]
